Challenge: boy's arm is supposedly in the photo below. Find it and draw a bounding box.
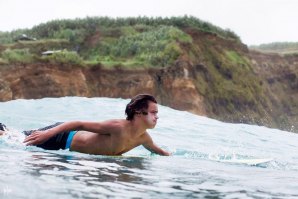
[24,121,107,146]
[142,132,170,156]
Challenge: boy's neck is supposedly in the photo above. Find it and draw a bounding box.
[127,119,147,137]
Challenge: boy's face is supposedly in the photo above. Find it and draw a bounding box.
[143,102,159,129]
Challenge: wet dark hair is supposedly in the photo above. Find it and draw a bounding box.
[125,94,157,121]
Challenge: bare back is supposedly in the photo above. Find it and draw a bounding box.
[70,119,146,155]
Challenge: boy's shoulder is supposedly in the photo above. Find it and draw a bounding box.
[139,131,152,143]
[99,119,127,134]
[101,119,126,126]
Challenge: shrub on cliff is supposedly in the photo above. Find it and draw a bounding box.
[93,26,190,67]
[0,16,240,68]
[41,49,84,65]
[1,48,34,64]
[0,16,239,45]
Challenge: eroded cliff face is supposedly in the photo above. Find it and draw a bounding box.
[0,62,207,116]
[249,51,298,131]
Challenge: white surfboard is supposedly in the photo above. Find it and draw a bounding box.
[220,158,273,165]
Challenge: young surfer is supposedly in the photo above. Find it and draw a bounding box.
[0,94,170,156]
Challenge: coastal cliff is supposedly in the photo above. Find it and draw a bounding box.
[0,17,297,132]
[0,49,297,132]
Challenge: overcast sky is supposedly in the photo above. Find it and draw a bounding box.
[0,0,297,45]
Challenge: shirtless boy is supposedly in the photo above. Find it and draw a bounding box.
[0,94,170,156]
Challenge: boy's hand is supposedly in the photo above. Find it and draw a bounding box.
[162,151,171,156]
[23,130,52,146]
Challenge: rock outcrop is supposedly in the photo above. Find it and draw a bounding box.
[0,62,207,115]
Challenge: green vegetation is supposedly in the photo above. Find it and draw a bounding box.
[0,16,240,67]
[1,48,34,64]
[1,39,70,55]
[40,50,84,65]
[191,45,267,121]
[225,50,250,66]
[87,26,192,67]
[250,42,298,54]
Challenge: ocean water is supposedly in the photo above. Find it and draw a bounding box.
[1,97,298,199]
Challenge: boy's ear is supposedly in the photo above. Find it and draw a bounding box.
[141,111,148,115]
[134,111,141,118]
